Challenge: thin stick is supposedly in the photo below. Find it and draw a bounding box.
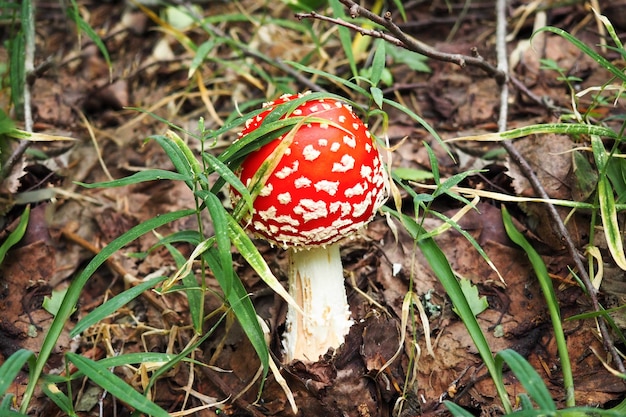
[297,1,506,84]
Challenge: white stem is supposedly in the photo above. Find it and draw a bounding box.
[282,244,353,362]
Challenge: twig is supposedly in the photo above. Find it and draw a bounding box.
[509,74,571,115]
[296,0,506,84]
[296,11,407,48]
[495,0,509,133]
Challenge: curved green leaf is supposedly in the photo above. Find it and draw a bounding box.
[495,349,556,412]
[75,170,190,189]
[71,275,167,337]
[0,205,30,265]
[198,191,233,297]
[534,26,626,83]
[0,349,35,395]
[201,249,269,377]
[598,176,626,269]
[66,353,169,417]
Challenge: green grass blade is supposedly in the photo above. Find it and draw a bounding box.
[201,249,269,377]
[224,277,268,378]
[163,130,204,182]
[567,304,626,346]
[424,142,441,184]
[591,134,609,172]
[452,123,618,142]
[227,215,301,314]
[76,170,190,189]
[382,98,446,153]
[606,157,626,204]
[598,176,626,269]
[19,209,196,413]
[496,349,556,411]
[40,380,76,416]
[57,352,180,380]
[592,8,623,51]
[67,0,111,77]
[161,239,205,333]
[100,352,179,367]
[501,206,575,406]
[198,190,234,297]
[70,275,167,337]
[444,401,478,417]
[151,134,197,190]
[0,205,29,265]
[66,353,169,417]
[390,0,407,21]
[370,38,386,87]
[534,26,626,83]
[7,1,26,116]
[188,39,216,78]
[0,349,35,395]
[204,151,252,210]
[417,229,512,413]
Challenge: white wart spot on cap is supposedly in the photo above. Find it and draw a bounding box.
[294,176,312,188]
[332,154,355,172]
[294,199,328,221]
[303,144,321,161]
[275,161,299,179]
[277,192,292,204]
[259,183,273,197]
[344,182,366,197]
[343,135,356,148]
[314,180,340,196]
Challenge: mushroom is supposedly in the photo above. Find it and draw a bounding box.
[235,92,388,362]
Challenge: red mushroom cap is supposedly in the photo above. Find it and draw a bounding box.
[236,92,388,249]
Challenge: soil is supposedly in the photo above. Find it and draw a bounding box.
[1,1,626,416]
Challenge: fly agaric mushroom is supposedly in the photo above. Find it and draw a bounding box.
[235,92,388,362]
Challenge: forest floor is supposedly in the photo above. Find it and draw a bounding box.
[2,1,626,416]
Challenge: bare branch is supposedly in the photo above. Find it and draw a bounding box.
[300,0,507,84]
[295,11,405,48]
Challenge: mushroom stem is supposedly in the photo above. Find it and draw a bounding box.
[283,244,353,362]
